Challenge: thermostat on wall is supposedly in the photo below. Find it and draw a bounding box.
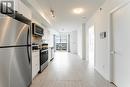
[100,32,107,39]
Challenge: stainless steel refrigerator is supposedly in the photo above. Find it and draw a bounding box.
[0,13,32,87]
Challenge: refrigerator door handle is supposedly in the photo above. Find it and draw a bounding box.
[27,27,31,64]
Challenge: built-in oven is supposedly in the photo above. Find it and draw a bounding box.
[39,44,48,72]
[32,23,44,36]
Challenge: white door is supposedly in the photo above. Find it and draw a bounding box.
[112,3,130,87]
[89,26,95,66]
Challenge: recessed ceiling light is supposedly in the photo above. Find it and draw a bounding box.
[73,8,84,14]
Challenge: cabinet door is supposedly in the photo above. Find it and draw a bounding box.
[19,1,32,19]
[32,51,40,79]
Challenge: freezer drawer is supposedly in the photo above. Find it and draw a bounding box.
[0,46,32,87]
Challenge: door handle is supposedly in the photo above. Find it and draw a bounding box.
[110,51,116,55]
[27,27,31,64]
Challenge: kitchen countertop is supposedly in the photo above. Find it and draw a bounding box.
[48,47,54,49]
[32,50,39,53]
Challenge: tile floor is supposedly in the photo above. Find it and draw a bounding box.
[30,52,116,87]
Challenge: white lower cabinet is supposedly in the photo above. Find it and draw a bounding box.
[32,51,40,80]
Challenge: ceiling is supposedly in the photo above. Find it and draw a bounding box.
[36,0,106,32]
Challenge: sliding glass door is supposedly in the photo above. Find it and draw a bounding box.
[54,34,68,51]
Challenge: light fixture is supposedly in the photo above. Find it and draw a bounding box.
[50,9,55,18]
[48,0,55,18]
[73,8,84,14]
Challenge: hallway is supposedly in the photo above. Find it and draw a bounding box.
[30,52,115,87]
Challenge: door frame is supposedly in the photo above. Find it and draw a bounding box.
[109,0,130,82]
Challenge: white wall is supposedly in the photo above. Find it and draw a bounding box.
[48,29,59,47]
[48,31,54,47]
[70,31,77,54]
[85,0,130,81]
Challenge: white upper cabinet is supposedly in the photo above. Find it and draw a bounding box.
[14,0,32,19]
[18,1,32,19]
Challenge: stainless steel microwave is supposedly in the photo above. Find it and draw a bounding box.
[32,23,44,36]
